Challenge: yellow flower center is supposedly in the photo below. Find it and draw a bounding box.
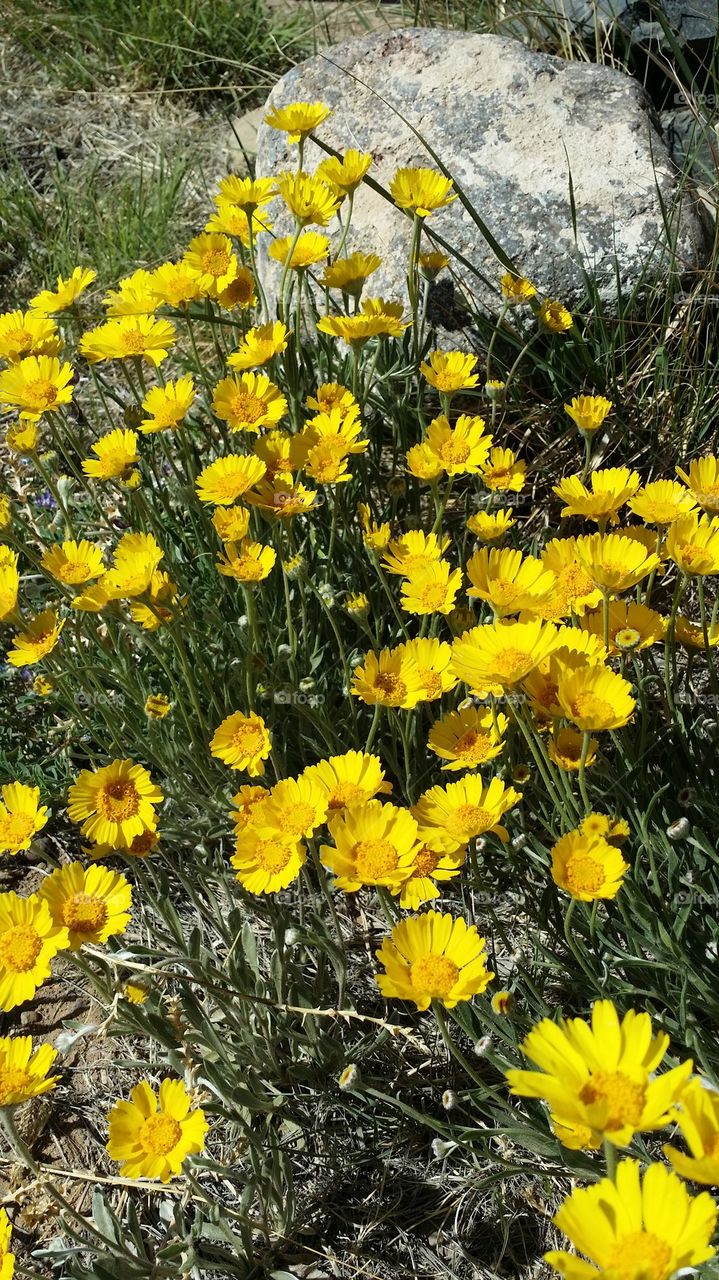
[0,1066,33,1105]
[353,838,398,881]
[274,802,315,836]
[63,893,108,933]
[410,954,459,998]
[570,693,614,724]
[129,831,157,856]
[453,729,492,763]
[0,813,35,845]
[60,559,92,584]
[255,840,293,873]
[439,438,471,464]
[153,402,185,429]
[26,378,58,407]
[412,846,440,878]
[140,1112,182,1156]
[564,853,605,895]
[232,723,265,756]
[229,391,267,424]
[416,581,449,611]
[374,672,406,703]
[327,782,366,809]
[493,647,531,682]
[579,1069,646,1129]
[119,329,148,355]
[0,923,43,972]
[604,1231,672,1280]
[419,669,443,700]
[678,544,709,570]
[616,627,642,651]
[97,779,141,822]
[559,563,595,600]
[202,247,231,277]
[233,555,265,581]
[490,579,521,608]
[646,500,680,523]
[448,804,492,839]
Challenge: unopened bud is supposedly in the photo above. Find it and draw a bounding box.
[431,1138,456,1159]
[667,817,690,841]
[339,1064,360,1091]
[441,1089,458,1111]
[473,1035,492,1057]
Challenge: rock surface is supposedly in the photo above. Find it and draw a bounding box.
[256,27,708,325]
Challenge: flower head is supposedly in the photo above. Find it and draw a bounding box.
[451,617,558,693]
[7,610,64,667]
[376,912,493,1011]
[228,322,289,371]
[38,862,131,951]
[554,467,640,525]
[556,662,635,731]
[268,231,330,270]
[210,711,271,775]
[676,455,719,513]
[107,1078,207,1183]
[428,704,508,771]
[30,266,95,314]
[0,309,62,363]
[0,892,70,1010]
[575,531,660,594]
[103,268,158,317]
[316,149,372,193]
[213,372,287,435]
[0,782,49,854]
[479,447,525,492]
[82,428,139,481]
[551,829,628,901]
[549,728,599,771]
[150,260,204,307]
[317,298,409,344]
[564,395,612,434]
[68,759,162,850]
[394,636,456,702]
[538,299,573,332]
[182,233,238,298]
[500,273,536,303]
[420,350,478,394]
[0,1034,59,1107]
[667,512,719,575]
[401,561,463,616]
[466,507,516,542]
[41,539,104,584]
[467,547,555,617]
[412,775,521,851]
[0,355,74,419]
[664,1077,719,1185]
[140,376,195,434]
[145,693,172,720]
[320,799,419,892]
[264,100,331,142]
[545,1159,716,1280]
[231,828,306,894]
[424,413,492,475]
[80,316,175,366]
[580,601,665,654]
[351,647,423,709]
[276,170,340,226]
[320,252,382,297]
[302,751,392,812]
[390,167,456,217]
[507,1000,692,1148]
[216,538,276,583]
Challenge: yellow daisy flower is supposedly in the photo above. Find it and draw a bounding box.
[268,231,329,270]
[212,505,251,543]
[664,1077,719,1185]
[358,502,391,551]
[666,512,719,575]
[401,561,463,615]
[450,617,559,693]
[41,539,104,584]
[390,167,456,217]
[301,751,392,813]
[564,395,612,434]
[350,647,424,709]
[79,315,176,366]
[0,354,74,420]
[228,321,289,371]
[244,477,318,518]
[466,508,516,541]
[418,250,450,279]
[0,309,62,363]
[275,170,340,226]
[424,413,492,475]
[29,266,95,315]
[554,467,641,525]
[67,759,162,850]
[500,272,537,303]
[216,266,256,310]
[412,775,521,851]
[420,350,478,394]
[320,799,419,892]
[306,383,357,416]
[210,711,271,775]
[182,233,238,298]
[7,610,64,667]
[538,298,573,332]
[231,829,306,894]
[467,547,555,617]
[394,636,457,701]
[579,601,665,653]
[381,529,449,578]
[103,268,158,317]
[575,531,660,594]
[212,372,287,434]
[397,841,467,910]
[205,200,273,246]
[0,1034,59,1106]
[0,549,19,623]
[216,538,276,583]
[217,174,276,209]
[317,299,409,344]
[264,100,331,142]
[406,441,445,482]
[150,260,204,307]
[315,149,372,193]
[376,912,493,1011]
[320,252,382,296]
[0,892,70,1011]
[556,662,635,731]
[102,531,164,600]
[248,774,328,842]
[107,1078,208,1183]
[551,829,629,901]
[38,862,132,951]
[0,782,48,854]
[140,376,195,434]
[82,428,139,481]
[545,1159,716,1280]
[676,455,719,513]
[506,999,693,1149]
[427,704,508,771]
[196,454,266,506]
[548,727,599,772]
[145,693,172,719]
[479,446,526,492]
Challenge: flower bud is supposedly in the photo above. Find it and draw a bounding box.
[666,817,690,841]
[339,1064,360,1091]
[441,1089,458,1111]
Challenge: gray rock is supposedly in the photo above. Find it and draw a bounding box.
[531,1,717,44]
[255,27,708,326]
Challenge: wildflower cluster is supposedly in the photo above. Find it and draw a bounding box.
[1,97,718,1278]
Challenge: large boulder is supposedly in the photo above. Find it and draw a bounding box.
[255,27,708,328]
